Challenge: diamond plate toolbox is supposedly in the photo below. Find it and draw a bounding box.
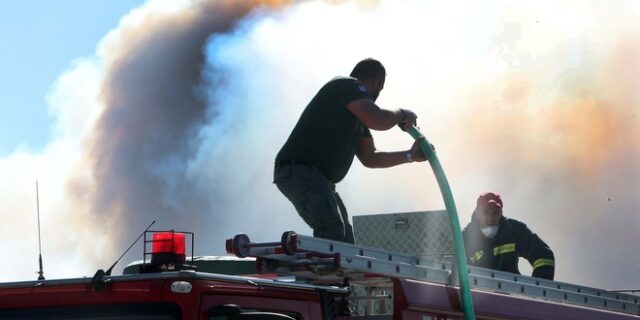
[353,210,455,259]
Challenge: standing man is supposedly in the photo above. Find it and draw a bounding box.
[274,58,427,243]
[462,192,556,280]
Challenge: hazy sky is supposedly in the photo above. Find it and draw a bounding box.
[0,1,145,155]
[1,0,638,296]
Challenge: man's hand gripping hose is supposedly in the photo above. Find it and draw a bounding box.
[406,126,476,320]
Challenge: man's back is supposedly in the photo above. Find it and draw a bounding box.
[276,76,370,183]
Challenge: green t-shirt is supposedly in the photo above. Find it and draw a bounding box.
[276,76,372,183]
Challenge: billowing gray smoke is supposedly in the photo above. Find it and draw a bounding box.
[67,0,289,268]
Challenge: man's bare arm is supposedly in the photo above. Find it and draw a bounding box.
[346,99,416,131]
[357,136,427,168]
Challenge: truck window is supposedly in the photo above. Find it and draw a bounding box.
[0,302,181,320]
[209,304,299,320]
[202,296,313,320]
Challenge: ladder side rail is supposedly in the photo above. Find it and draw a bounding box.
[256,252,324,262]
[554,283,640,303]
[468,265,640,304]
[416,257,453,271]
[337,254,451,285]
[469,273,640,316]
[253,252,450,285]
[295,235,421,265]
[258,254,451,285]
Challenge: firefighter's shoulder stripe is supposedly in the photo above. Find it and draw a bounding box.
[493,243,516,255]
[533,258,555,269]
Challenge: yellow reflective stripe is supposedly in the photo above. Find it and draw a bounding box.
[493,243,516,255]
[533,258,555,269]
[470,250,483,264]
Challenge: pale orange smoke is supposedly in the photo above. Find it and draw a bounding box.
[443,33,639,287]
[456,60,636,178]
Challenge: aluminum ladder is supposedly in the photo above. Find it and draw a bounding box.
[226,231,640,317]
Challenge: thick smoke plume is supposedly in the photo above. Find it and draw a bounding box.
[2,1,638,292]
[66,0,290,270]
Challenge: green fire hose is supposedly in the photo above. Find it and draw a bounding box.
[407,126,476,320]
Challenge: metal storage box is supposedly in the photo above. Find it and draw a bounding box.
[353,210,454,260]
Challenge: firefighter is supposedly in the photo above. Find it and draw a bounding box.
[274,58,427,244]
[462,192,556,280]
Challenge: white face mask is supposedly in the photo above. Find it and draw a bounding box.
[481,226,499,238]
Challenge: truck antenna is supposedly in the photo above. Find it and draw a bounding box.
[105,220,156,275]
[36,181,45,281]
[91,220,156,291]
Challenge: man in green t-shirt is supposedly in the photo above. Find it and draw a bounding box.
[274,58,427,243]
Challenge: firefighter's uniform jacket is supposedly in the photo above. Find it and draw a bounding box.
[462,214,555,280]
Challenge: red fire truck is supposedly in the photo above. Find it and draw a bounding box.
[1,229,639,320]
[2,128,638,319]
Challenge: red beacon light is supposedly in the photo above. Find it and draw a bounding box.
[150,231,186,267]
[141,229,195,273]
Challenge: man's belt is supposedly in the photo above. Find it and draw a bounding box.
[275,160,310,167]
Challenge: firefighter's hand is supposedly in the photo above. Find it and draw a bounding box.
[409,138,430,162]
[398,108,418,131]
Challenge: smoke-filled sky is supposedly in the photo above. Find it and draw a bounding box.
[1,0,639,294]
